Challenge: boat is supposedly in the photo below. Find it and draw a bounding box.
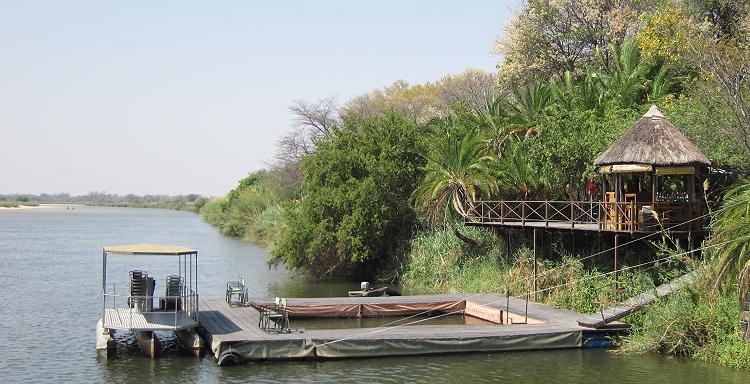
[348,282,400,297]
[96,243,203,358]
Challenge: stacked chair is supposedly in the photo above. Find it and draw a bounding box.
[129,270,153,312]
[161,275,184,311]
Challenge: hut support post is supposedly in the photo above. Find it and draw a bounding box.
[615,174,622,230]
[687,171,696,231]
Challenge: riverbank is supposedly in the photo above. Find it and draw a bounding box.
[0,203,65,210]
[398,224,750,370]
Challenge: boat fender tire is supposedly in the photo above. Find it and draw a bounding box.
[218,350,243,366]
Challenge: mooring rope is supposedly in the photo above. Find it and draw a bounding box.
[313,234,749,348]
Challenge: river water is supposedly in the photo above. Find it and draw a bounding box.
[0,205,745,383]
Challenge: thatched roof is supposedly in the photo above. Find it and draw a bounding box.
[594,105,711,167]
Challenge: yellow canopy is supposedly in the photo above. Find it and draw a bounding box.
[598,164,652,174]
[103,243,196,256]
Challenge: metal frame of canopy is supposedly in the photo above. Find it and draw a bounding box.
[100,243,199,331]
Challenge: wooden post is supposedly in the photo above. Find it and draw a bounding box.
[687,169,696,231]
[533,228,538,301]
[570,202,575,229]
[505,228,511,257]
[615,174,621,231]
[614,234,619,291]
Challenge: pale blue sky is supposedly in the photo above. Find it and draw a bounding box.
[0,1,519,196]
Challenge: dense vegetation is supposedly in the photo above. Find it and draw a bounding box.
[202,0,750,368]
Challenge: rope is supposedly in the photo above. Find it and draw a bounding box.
[375,195,749,331]
[315,234,749,348]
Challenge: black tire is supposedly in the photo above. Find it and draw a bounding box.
[218,350,243,366]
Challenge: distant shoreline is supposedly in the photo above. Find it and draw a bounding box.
[0,203,75,210]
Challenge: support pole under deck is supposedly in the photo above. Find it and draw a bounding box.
[614,234,619,291]
[533,228,538,301]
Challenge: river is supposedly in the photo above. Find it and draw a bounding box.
[0,205,745,383]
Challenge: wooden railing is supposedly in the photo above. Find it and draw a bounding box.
[465,200,703,233]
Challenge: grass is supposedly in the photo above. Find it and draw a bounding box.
[200,190,285,249]
[400,223,656,314]
[619,266,750,369]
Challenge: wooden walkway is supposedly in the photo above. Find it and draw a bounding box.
[577,271,697,328]
[197,294,622,363]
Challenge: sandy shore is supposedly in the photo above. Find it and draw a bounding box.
[0,203,80,210]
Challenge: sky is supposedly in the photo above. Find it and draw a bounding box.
[0,1,520,196]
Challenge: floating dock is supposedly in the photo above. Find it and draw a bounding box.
[198,294,626,365]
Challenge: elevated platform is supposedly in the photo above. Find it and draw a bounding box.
[197,294,626,364]
[464,200,704,237]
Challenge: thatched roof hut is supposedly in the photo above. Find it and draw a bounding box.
[594,105,710,168]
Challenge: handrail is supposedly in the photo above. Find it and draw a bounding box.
[103,290,199,320]
[466,200,704,232]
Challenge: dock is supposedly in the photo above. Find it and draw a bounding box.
[197,293,626,364]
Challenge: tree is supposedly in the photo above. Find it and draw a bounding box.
[268,96,341,199]
[688,20,750,163]
[342,80,443,124]
[710,179,750,292]
[271,114,425,277]
[413,125,498,225]
[497,138,541,199]
[439,69,498,112]
[495,0,650,82]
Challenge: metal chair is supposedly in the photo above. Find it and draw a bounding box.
[258,297,289,333]
[225,278,246,306]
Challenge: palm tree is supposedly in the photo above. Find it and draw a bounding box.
[710,179,750,292]
[551,70,605,113]
[497,138,541,200]
[507,79,555,137]
[596,37,649,107]
[413,128,498,225]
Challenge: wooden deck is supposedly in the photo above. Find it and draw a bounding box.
[103,308,198,331]
[577,271,697,328]
[197,294,624,363]
[465,200,703,235]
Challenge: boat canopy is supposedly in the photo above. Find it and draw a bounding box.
[103,243,196,256]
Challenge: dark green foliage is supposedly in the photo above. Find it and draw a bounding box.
[270,114,426,277]
[669,85,750,175]
[200,170,281,242]
[525,107,637,197]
